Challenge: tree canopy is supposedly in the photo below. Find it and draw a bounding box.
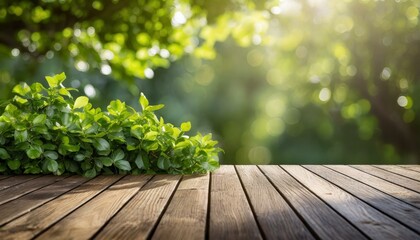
[1,0,420,164]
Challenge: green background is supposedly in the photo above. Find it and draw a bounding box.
[1,0,420,164]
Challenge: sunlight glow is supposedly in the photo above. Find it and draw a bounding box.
[397,96,408,107]
[11,48,20,57]
[75,61,89,72]
[101,50,114,60]
[84,84,96,98]
[319,88,331,102]
[144,68,154,79]
[101,64,112,75]
[248,146,271,164]
[381,67,392,80]
[172,11,186,27]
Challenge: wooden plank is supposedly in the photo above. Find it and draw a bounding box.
[236,165,315,240]
[95,175,181,240]
[0,175,10,181]
[152,174,209,240]
[0,175,123,240]
[209,165,262,240]
[0,175,65,205]
[398,165,420,173]
[35,175,152,240]
[0,175,89,226]
[283,165,419,240]
[327,165,420,209]
[260,165,366,240]
[374,165,420,182]
[0,175,40,191]
[305,165,420,233]
[352,165,420,193]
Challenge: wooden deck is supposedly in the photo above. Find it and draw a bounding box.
[0,165,420,240]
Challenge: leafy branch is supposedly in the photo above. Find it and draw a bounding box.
[0,73,221,176]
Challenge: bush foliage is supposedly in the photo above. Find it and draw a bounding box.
[0,73,221,176]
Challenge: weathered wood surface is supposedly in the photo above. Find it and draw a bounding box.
[0,165,419,240]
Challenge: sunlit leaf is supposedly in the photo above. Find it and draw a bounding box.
[139,93,149,110]
[181,121,191,132]
[33,114,46,125]
[74,96,89,109]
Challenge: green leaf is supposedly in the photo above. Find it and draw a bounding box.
[111,149,125,161]
[31,82,44,93]
[24,166,42,174]
[45,72,66,88]
[94,158,103,168]
[139,92,149,110]
[14,130,28,143]
[14,96,28,104]
[74,96,89,109]
[107,100,126,115]
[145,104,164,112]
[157,155,170,170]
[74,154,86,162]
[7,159,21,170]
[64,160,79,173]
[181,121,191,132]
[58,88,72,97]
[115,160,131,171]
[93,138,110,152]
[46,159,58,172]
[26,145,43,159]
[44,151,58,160]
[61,144,80,153]
[142,141,159,151]
[144,131,158,141]
[12,82,31,96]
[84,168,97,178]
[134,153,145,169]
[130,125,143,139]
[33,114,47,125]
[0,148,11,159]
[0,163,7,172]
[98,157,113,167]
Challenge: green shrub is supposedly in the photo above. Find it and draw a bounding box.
[0,73,221,176]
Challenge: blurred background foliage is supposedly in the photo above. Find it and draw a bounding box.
[1,0,419,164]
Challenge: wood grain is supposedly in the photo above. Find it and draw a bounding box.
[235,165,314,240]
[374,165,420,182]
[0,175,40,191]
[95,175,181,240]
[0,175,10,181]
[209,165,262,240]
[1,165,420,239]
[35,175,151,240]
[152,174,209,240]
[0,175,122,240]
[283,165,419,240]
[326,165,420,209]
[305,165,420,233]
[0,175,88,226]
[352,165,420,193]
[398,165,420,173]
[0,175,65,205]
[260,165,366,240]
